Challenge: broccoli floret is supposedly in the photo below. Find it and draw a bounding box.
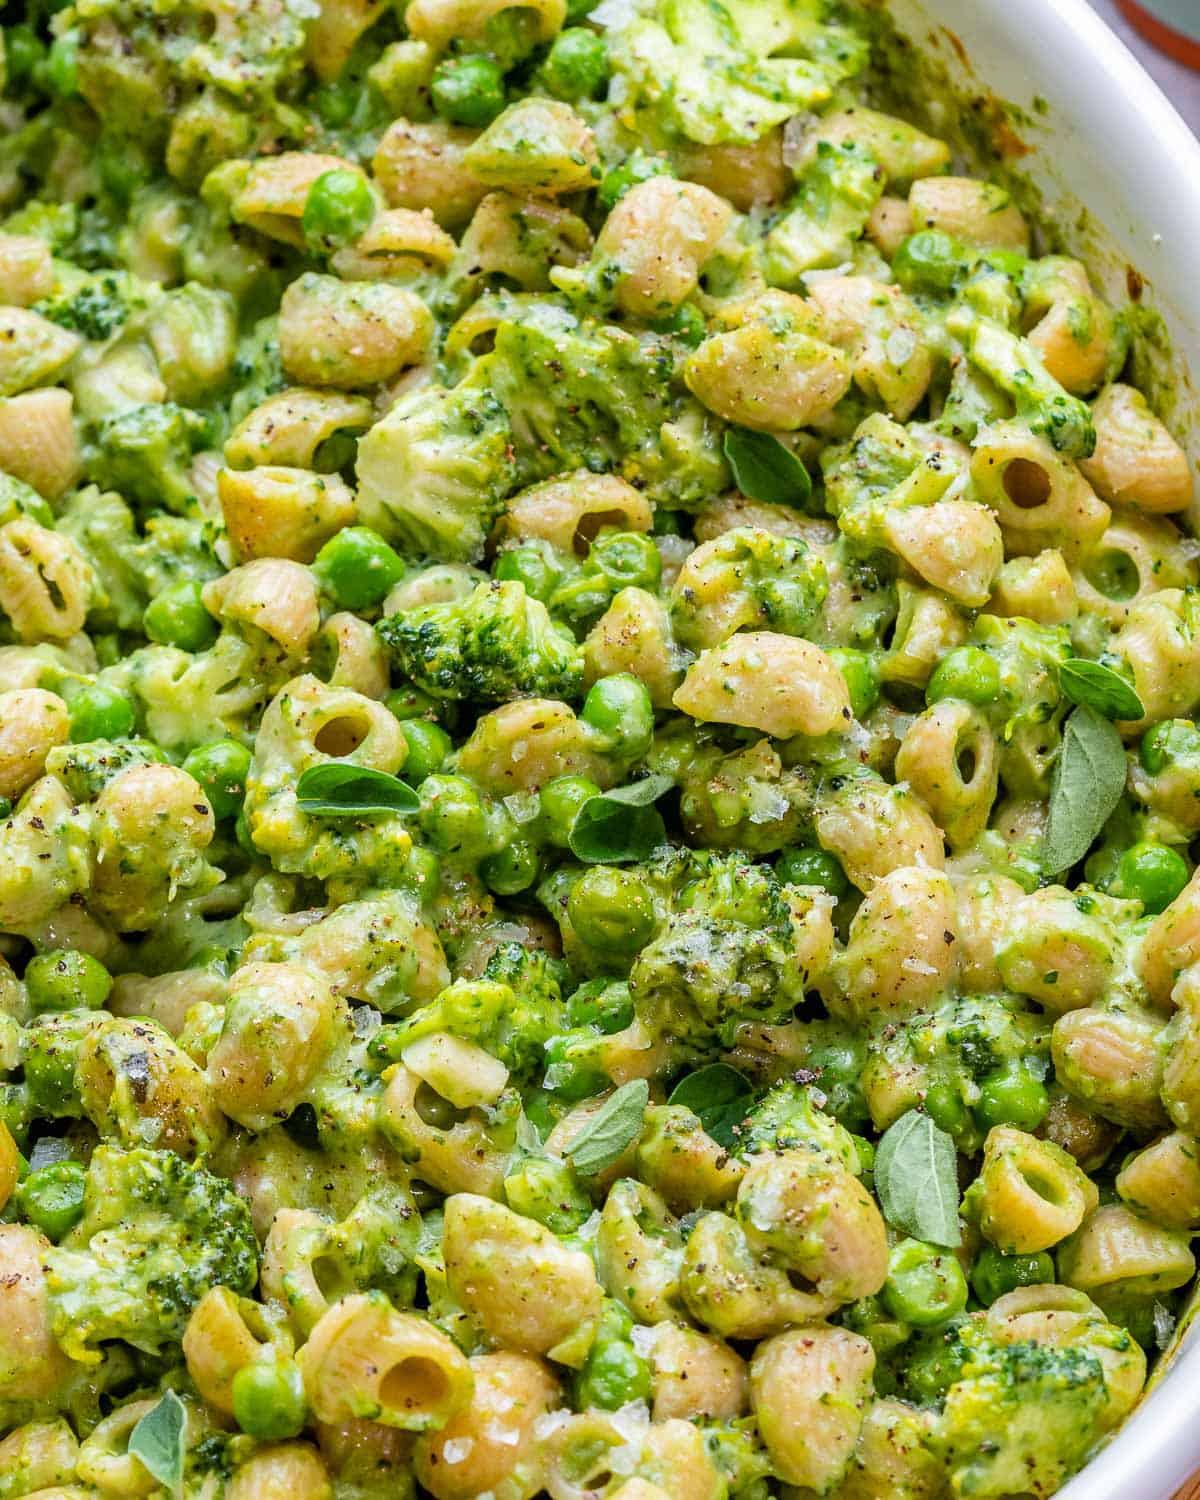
[44,1144,258,1363]
[378,580,584,703]
[371,963,567,1084]
[45,737,166,801]
[670,526,828,651]
[630,852,820,1046]
[86,402,212,514]
[962,614,1071,798]
[935,1324,1115,1497]
[948,307,1095,458]
[603,0,868,148]
[763,141,885,285]
[356,380,518,563]
[737,1079,863,1170]
[35,271,143,342]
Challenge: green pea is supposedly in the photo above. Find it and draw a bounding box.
[926,646,1001,707]
[882,1238,968,1328]
[302,168,376,255]
[589,531,661,592]
[775,845,849,900]
[313,526,406,611]
[649,306,706,349]
[67,682,135,744]
[597,151,673,212]
[494,544,561,604]
[542,27,609,100]
[970,1245,1055,1307]
[540,774,602,846]
[1112,841,1190,915]
[480,839,540,895]
[18,1158,86,1240]
[575,1300,651,1411]
[42,30,79,99]
[892,229,963,293]
[581,674,654,757]
[23,1014,94,1117]
[418,773,490,857]
[974,1061,1049,1133]
[504,1154,591,1233]
[827,647,881,720]
[143,579,218,653]
[385,685,442,722]
[5,26,45,89]
[430,54,506,127]
[183,739,253,821]
[404,842,441,898]
[568,867,656,952]
[923,1080,968,1138]
[399,719,451,784]
[1139,719,1200,776]
[25,949,112,1014]
[231,1356,307,1441]
[313,77,358,127]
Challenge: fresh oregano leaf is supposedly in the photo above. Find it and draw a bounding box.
[668,1064,756,1149]
[1043,705,1127,875]
[295,763,420,817]
[1058,659,1144,721]
[568,774,673,864]
[128,1389,186,1497]
[874,1109,961,1248]
[723,426,812,509]
[566,1079,649,1175]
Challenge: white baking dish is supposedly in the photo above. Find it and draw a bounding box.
[877,1,1200,1493]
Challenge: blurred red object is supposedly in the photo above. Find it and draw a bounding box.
[1117,0,1200,68]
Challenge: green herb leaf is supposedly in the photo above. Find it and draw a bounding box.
[723,427,812,509]
[874,1109,961,1248]
[568,774,673,864]
[668,1064,756,1149]
[1058,659,1144,721]
[1043,705,1128,875]
[567,1079,649,1175]
[295,763,420,817]
[128,1389,186,1497]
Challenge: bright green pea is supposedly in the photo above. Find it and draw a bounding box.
[649,306,706,349]
[25,949,112,1014]
[542,27,609,100]
[882,1238,968,1328]
[540,774,602,846]
[231,1356,307,1441]
[504,1154,591,1233]
[575,1300,652,1411]
[494,543,561,603]
[970,1244,1055,1307]
[313,77,358,127]
[142,579,218,653]
[404,842,441,898]
[775,845,849,900]
[302,168,376,255]
[892,230,963,293]
[1112,841,1190,915]
[974,1062,1049,1133]
[418,773,490,857]
[828,647,881,720]
[385,685,443,722]
[1140,719,1200,776]
[23,1014,94,1117]
[312,526,406,610]
[431,54,506,127]
[480,839,540,895]
[581,674,654,756]
[42,30,79,98]
[923,1080,968,1137]
[568,867,657,952]
[401,719,451,783]
[927,646,1001,707]
[589,531,661,592]
[183,739,252,821]
[17,1158,86,1240]
[597,150,673,211]
[67,682,135,744]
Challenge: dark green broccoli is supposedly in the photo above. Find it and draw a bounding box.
[736,1079,863,1170]
[935,1325,1117,1497]
[44,1144,258,1363]
[378,580,584,703]
[87,403,212,514]
[763,141,884,285]
[629,852,820,1046]
[541,977,635,1100]
[35,272,142,342]
[44,737,166,802]
[669,526,829,651]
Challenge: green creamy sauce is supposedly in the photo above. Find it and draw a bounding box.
[0,1,1193,1496]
